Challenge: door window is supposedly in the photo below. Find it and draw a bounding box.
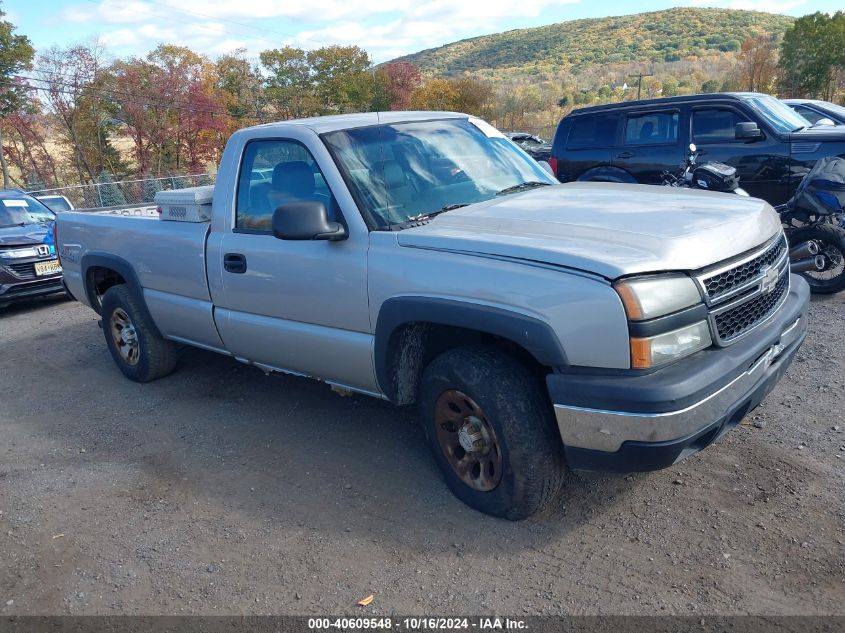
[566,115,618,149]
[624,112,679,146]
[792,105,825,125]
[235,140,333,231]
[692,109,744,143]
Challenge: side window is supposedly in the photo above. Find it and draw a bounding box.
[235,139,333,231]
[793,106,823,125]
[566,115,618,150]
[624,112,679,146]
[692,109,743,143]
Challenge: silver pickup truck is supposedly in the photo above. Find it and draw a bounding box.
[56,112,810,519]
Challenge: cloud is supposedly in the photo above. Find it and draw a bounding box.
[67,0,584,61]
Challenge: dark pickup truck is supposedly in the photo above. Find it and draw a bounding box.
[0,189,64,308]
[549,92,845,206]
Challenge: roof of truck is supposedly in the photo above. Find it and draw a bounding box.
[249,111,467,134]
[566,92,766,116]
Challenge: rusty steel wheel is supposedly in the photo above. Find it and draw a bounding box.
[110,307,140,366]
[434,389,503,492]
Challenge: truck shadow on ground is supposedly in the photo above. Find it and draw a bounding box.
[3,312,662,553]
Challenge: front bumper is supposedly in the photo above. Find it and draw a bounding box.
[0,265,65,305]
[548,274,810,472]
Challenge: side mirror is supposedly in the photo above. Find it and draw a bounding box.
[538,160,555,176]
[688,143,697,153]
[272,201,346,241]
[735,122,763,140]
[814,118,836,127]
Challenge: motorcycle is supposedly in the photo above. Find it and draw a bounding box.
[663,145,845,294]
[775,156,845,294]
[661,143,749,196]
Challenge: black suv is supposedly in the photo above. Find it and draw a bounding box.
[549,92,845,205]
[0,189,65,308]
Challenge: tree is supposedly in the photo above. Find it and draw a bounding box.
[700,79,721,93]
[738,36,778,93]
[142,174,161,203]
[779,12,845,99]
[216,49,265,123]
[0,6,35,187]
[409,79,460,111]
[260,46,315,119]
[377,62,421,110]
[96,170,126,207]
[37,43,123,183]
[308,45,373,114]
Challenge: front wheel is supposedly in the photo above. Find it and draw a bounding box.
[419,346,567,520]
[788,224,845,294]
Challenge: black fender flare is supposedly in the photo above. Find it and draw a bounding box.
[578,166,637,183]
[373,296,568,400]
[80,252,162,337]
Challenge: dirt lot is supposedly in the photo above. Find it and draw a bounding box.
[0,295,843,616]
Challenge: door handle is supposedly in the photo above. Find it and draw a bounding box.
[615,151,634,160]
[224,253,247,274]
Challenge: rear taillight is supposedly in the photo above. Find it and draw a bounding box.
[548,156,558,180]
[52,222,60,265]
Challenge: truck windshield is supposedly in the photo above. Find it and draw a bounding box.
[322,118,557,229]
[743,94,811,134]
[0,197,55,228]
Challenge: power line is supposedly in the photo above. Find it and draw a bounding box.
[80,0,288,52]
[6,75,248,119]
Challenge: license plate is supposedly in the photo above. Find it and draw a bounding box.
[34,259,62,276]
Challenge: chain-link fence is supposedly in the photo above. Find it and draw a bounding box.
[27,173,216,210]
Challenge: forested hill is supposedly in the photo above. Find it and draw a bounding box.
[391,8,794,76]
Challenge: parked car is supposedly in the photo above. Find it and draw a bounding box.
[34,194,75,213]
[57,111,809,519]
[0,189,65,308]
[783,99,845,127]
[549,92,845,206]
[506,132,552,162]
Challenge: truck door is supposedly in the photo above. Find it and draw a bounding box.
[690,106,790,204]
[613,109,683,184]
[209,137,378,395]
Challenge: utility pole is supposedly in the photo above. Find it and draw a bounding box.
[628,72,654,100]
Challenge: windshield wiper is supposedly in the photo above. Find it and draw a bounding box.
[495,181,551,196]
[406,203,468,223]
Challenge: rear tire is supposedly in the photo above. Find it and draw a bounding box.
[789,224,845,294]
[419,345,566,520]
[100,285,179,382]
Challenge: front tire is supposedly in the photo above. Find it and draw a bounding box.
[100,285,179,382]
[419,346,566,520]
[789,224,845,294]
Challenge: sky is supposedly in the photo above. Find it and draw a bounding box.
[3,0,842,64]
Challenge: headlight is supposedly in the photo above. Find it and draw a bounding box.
[615,275,701,320]
[631,321,712,369]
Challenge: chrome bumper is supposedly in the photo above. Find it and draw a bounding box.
[554,312,806,454]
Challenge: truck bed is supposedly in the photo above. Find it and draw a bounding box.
[58,211,212,307]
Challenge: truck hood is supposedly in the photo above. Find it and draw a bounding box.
[397,183,782,279]
[0,223,52,248]
[789,126,845,141]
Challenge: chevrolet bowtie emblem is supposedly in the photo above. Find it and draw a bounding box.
[760,265,779,294]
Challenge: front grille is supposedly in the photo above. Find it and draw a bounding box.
[701,235,787,301]
[713,271,789,342]
[6,262,37,279]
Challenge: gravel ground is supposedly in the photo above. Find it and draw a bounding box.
[0,294,843,616]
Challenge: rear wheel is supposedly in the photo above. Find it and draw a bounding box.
[101,285,179,382]
[419,346,566,520]
[789,224,845,294]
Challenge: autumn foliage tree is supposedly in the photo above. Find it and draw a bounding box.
[0,5,34,187]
